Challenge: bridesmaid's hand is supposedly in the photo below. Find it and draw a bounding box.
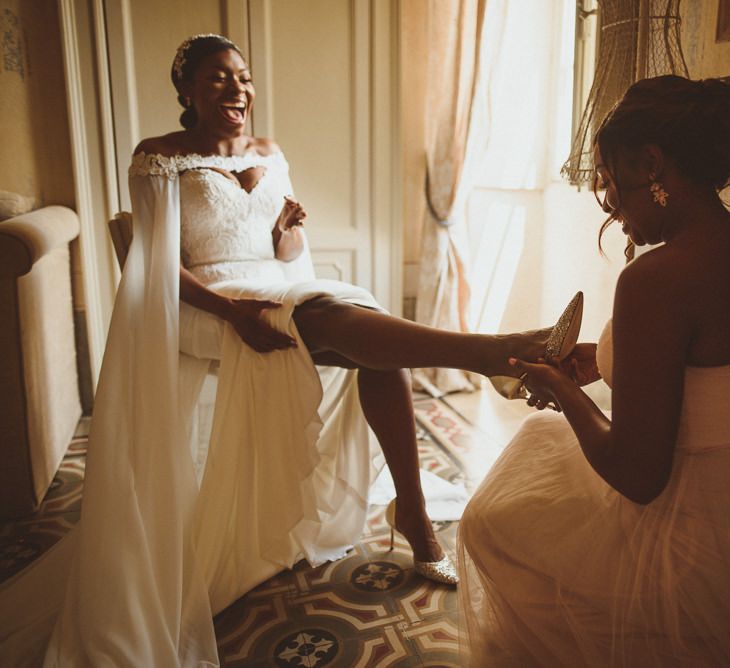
[276,196,307,231]
[223,299,297,353]
[560,343,601,386]
[509,357,568,411]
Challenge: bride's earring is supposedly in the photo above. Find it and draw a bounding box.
[649,173,669,207]
[184,96,191,108]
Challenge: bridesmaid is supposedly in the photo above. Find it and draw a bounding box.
[458,75,730,666]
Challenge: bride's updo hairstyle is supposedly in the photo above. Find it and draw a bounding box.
[171,33,244,129]
[593,75,730,246]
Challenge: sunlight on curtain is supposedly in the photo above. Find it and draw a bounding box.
[456,0,625,366]
[466,198,526,333]
[454,0,573,335]
[413,0,486,394]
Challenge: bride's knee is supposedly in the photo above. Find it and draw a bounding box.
[305,295,346,311]
[295,295,350,324]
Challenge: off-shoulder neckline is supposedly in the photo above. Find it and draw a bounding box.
[128,150,286,179]
[132,150,282,161]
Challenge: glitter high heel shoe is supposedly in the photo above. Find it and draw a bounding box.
[385,499,459,586]
[488,291,584,400]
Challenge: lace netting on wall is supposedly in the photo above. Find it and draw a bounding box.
[562,0,689,185]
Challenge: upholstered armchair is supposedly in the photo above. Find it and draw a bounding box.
[0,206,82,518]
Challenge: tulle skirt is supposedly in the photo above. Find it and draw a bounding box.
[458,404,730,667]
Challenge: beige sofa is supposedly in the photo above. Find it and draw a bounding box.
[0,206,82,518]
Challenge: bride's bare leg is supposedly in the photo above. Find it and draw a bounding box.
[294,297,548,376]
[312,352,443,562]
[357,368,444,563]
[302,299,549,565]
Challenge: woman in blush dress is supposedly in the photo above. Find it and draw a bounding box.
[458,75,730,666]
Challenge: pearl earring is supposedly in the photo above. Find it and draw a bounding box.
[184,97,191,108]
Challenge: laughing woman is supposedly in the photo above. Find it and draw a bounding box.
[458,76,730,666]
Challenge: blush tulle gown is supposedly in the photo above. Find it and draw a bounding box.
[458,322,730,666]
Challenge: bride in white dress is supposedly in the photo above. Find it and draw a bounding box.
[0,34,568,666]
[458,75,730,666]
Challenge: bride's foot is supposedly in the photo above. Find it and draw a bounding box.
[486,330,550,400]
[385,499,459,586]
[506,327,553,373]
[483,292,584,398]
[388,499,443,562]
[483,326,552,378]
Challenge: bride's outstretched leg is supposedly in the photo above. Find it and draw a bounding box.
[293,297,548,377]
[356,367,444,563]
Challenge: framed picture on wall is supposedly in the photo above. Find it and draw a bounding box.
[718,0,730,42]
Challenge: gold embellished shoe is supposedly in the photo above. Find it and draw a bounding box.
[545,291,584,361]
[489,291,584,400]
[385,499,459,586]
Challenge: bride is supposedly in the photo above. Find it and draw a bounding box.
[458,75,730,666]
[0,34,579,666]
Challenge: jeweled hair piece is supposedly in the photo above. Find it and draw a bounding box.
[172,33,237,82]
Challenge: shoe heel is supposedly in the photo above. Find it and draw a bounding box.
[386,499,396,550]
[488,375,528,400]
[384,498,458,585]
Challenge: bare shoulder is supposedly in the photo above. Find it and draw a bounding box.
[133,131,190,157]
[249,137,282,156]
[615,245,691,317]
[619,245,681,288]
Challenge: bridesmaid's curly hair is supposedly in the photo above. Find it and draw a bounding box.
[593,75,730,254]
[170,34,245,130]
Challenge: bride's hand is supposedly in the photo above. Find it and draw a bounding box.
[277,196,306,231]
[560,343,601,386]
[223,299,298,353]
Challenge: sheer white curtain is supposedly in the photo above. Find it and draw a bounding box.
[418,0,624,400]
[468,0,625,377]
[462,0,571,335]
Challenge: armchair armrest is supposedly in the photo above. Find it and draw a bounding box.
[0,206,80,277]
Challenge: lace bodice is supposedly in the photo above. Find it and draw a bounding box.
[130,151,294,284]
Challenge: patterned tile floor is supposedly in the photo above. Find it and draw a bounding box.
[0,393,531,666]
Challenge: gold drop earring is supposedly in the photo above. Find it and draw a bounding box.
[649,173,669,207]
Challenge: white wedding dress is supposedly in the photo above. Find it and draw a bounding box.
[458,322,730,666]
[0,150,381,666]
